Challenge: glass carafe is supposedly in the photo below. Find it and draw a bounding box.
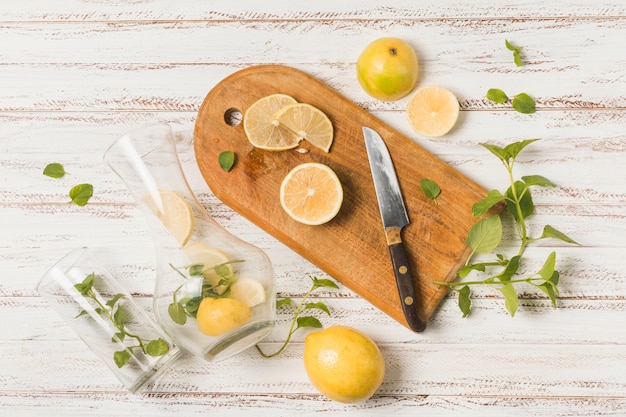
[104,123,275,362]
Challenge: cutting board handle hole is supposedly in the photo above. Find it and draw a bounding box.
[224,108,243,127]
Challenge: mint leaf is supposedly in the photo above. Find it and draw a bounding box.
[218,151,236,172]
[505,181,534,221]
[168,302,187,325]
[296,316,323,329]
[505,39,523,67]
[114,349,131,368]
[472,189,505,217]
[466,215,502,254]
[486,88,509,104]
[420,178,441,204]
[311,277,340,290]
[498,283,519,316]
[43,163,66,178]
[458,286,471,318]
[503,139,540,161]
[146,338,170,356]
[541,225,580,245]
[305,302,331,316]
[512,93,536,114]
[69,183,93,206]
[276,298,293,308]
[522,175,557,188]
[537,252,557,281]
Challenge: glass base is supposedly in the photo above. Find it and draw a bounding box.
[203,320,274,362]
[128,342,182,393]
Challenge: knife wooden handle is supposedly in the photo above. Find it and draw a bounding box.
[388,241,427,332]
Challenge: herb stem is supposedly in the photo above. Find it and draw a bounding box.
[256,285,316,358]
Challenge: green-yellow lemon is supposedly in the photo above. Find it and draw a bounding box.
[196,297,252,336]
[303,325,385,404]
[356,37,419,101]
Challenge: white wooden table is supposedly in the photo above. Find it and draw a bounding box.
[2,2,626,415]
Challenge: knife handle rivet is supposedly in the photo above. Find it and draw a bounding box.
[404,296,414,306]
[398,265,408,274]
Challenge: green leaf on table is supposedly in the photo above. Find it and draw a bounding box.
[486,88,509,104]
[305,302,331,316]
[466,214,502,254]
[218,151,236,172]
[43,163,66,178]
[522,175,557,188]
[503,139,540,161]
[458,285,472,318]
[512,93,536,114]
[420,178,441,204]
[276,298,293,308]
[505,39,523,67]
[540,225,580,245]
[114,349,131,368]
[505,181,534,221]
[499,255,521,282]
[537,251,557,281]
[296,316,323,330]
[311,277,340,291]
[112,332,125,343]
[498,283,519,316]
[146,338,170,356]
[69,183,93,206]
[472,189,505,217]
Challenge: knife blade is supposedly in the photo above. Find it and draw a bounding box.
[362,126,426,332]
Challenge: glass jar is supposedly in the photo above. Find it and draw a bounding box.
[103,123,276,362]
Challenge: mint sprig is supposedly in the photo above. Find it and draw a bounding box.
[256,276,339,358]
[74,273,170,368]
[505,39,523,67]
[434,139,580,317]
[486,89,536,114]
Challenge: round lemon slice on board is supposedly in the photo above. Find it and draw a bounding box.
[273,103,334,152]
[243,94,300,151]
[145,190,194,246]
[183,242,233,295]
[229,277,266,307]
[406,85,460,137]
[280,162,343,225]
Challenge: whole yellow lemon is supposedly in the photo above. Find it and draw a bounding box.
[356,37,419,101]
[303,325,385,404]
[196,297,252,336]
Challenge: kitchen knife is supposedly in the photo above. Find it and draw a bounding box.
[362,126,426,332]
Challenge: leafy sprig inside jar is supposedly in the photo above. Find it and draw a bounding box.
[74,273,171,368]
[166,256,271,337]
[434,139,580,317]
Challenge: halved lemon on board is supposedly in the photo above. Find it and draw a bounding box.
[280,162,343,225]
[183,242,233,294]
[406,85,460,137]
[273,103,334,152]
[229,277,266,307]
[145,190,194,246]
[243,94,300,150]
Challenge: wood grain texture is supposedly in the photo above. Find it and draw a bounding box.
[194,65,496,329]
[1,1,626,415]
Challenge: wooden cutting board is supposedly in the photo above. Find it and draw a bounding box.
[194,65,491,331]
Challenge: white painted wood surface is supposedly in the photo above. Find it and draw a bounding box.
[1,1,625,415]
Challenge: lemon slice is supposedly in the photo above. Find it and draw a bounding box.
[280,162,343,225]
[243,94,300,151]
[406,85,460,137]
[274,103,334,152]
[229,277,266,307]
[145,190,194,245]
[183,242,233,294]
